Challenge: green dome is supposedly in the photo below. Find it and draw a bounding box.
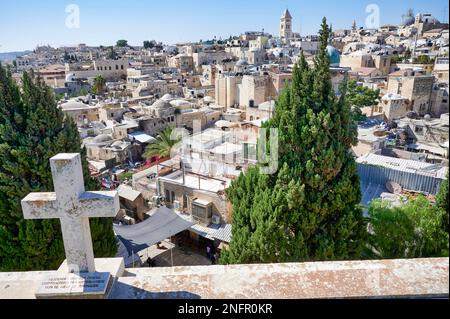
[326,45,340,65]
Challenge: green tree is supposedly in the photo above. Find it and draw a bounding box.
[144,127,180,160]
[435,174,449,231]
[107,46,117,60]
[367,196,449,259]
[116,40,128,47]
[346,80,380,122]
[92,75,106,95]
[414,55,432,64]
[220,18,366,264]
[0,64,116,271]
[143,41,154,49]
[404,48,412,59]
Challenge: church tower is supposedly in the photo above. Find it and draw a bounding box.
[280,9,293,42]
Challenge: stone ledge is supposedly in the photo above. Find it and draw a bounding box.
[109,257,449,299]
[0,258,448,299]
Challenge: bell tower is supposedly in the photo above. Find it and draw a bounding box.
[280,9,293,42]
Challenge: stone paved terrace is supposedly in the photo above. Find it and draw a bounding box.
[1,257,448,299]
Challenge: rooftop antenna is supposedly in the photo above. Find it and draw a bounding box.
[443,5,448,23]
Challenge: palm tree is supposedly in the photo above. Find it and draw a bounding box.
[144,127,180,161]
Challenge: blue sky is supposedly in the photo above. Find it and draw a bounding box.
[0,0,448,52]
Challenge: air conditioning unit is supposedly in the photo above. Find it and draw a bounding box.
[173,200,181,211]
[212,215,221,225]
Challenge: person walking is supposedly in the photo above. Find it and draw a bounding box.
[206,245,211,260]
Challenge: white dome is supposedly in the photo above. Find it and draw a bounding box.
[170,99,191,108]
[151,99,172,109]
[161,93,174,101]
[93,134,113,144]
[65,73,76,82]
[236,59,249,66]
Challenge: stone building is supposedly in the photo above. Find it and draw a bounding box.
[65,59,128,81]
[60,99,100,126]
[387,69,434,116]
[117,184,147,221]
[430,83,449,117]
[84,134,133,164]
[379,93,409,121]
[280,9,293,43]
[340,51,391,76]
[215,73,241,108]
[238,74,267,107]
[168,54,194,73]
[433,57,449,83]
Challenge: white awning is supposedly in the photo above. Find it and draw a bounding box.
[128,132,156,144]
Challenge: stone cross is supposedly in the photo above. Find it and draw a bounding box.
[21,153,119,273]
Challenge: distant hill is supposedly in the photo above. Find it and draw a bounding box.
[0,51,32,62]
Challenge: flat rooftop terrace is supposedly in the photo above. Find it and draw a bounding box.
[160,170,230,193]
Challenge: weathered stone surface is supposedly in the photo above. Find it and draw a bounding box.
[58,258,125,278]
[0,258,448,299]
[20,153,119,273]
[108,258,449,299]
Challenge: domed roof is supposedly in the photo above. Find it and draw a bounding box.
[236,59,249,66]
[152,99,172,109]
[422,15,439,24]
[93,134,113,144]
[326,45,341,65]
[402,16,415,26]
[161,93,174,101]
[170,99,191,108]
[65,73,76,82]
[61,99,88,110]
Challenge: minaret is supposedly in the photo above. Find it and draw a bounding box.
[280,9,293,43]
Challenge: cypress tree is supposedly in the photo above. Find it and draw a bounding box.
[0,64,116,271]
[435,174,449,232]
[220,18,366,264]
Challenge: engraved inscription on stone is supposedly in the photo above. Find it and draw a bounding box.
[36,272,111,297]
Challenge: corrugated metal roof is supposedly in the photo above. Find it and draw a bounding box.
[189,223,217,240]
[211,224,232,243]
[357,154,447,195]
[174,210,232,242]
[356,153,448,178]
